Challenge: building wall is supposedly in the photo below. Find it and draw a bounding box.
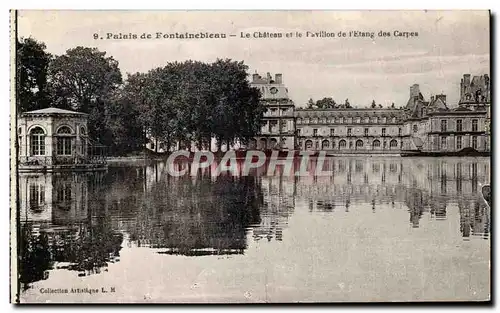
[295,108,405,153]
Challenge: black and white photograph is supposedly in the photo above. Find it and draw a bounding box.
[10,10,491,303]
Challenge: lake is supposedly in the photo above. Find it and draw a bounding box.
[18,156,491,303]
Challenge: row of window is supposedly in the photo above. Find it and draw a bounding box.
[26,126,86,156]
[303,139,400,149]
[29,183,73,208]
[440,119,478,132]
[298,127,402,137]
[297,116,398,124]
[30,137,78,156]
[440,135,478,150]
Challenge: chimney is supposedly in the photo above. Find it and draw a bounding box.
[436,94,446,104]
[252,72,260,83]
[430,95,435,102]
[410,84,420,99]
[275,73,283,84]
[267,72,272,82]
[464,74,471,86]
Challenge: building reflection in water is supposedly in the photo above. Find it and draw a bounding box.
[19,172,123,291]
[294,157,490,236]
[17,156,491,291]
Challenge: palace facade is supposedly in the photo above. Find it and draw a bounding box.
[250,72,491,155]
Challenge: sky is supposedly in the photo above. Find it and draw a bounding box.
[18,10,490,108]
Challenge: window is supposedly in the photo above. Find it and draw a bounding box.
[297,118,302,125]
[382,128,386,136]
[269,120,278,133]
[413,124,418,133]
[322,140,330,149]
[56,126,73,156]
[330,129,335,136]
[297,129,301,136]
[364,128,369,136]
[365,117,370,123]
[356,117,361,123]
[339,140,347,148]
[441,120,447,132]
[356,140,363,148]
[30,127,45,156]
[456,119,462,132]
[456,135,462,150]
[313,129,318,136]
[340,117,344,124]
[57,183,72,203]
[57,137,72,155]
[390,139,398,147]
[398,128,402,136]
[373,140,381,148]
[29,183,45,208]
[472,119,478,132]
[347,128,352,137]
[472,136,478,149]
[441,136,447,149]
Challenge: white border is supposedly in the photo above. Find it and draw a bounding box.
[1,1,497,311]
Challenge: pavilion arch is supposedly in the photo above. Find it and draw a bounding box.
[305,139,313,150]
[372,139,381,149]
[269,138,278,150]
[390,139,398,149]
[258,138,267,150]
[339,139,347,149]
[321,139,330,150]
[27,125,47,135]
[355,139,364,149]
[56,125,74,134]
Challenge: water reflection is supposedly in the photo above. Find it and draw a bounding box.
[19,172,123,291]
[18,157,490,293]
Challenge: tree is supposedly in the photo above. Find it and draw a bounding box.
[345,98,351,108]
[378,104,383,108]
[17,37,51,112]
[371,100,377,108]
[391,102,395,108]
[208,59,264,151]
[48,47,123,143]
[316,97,336,109]
[306,98,314,109]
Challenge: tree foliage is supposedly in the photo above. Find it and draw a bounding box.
[16,40,265,155]
[17,37,51,112]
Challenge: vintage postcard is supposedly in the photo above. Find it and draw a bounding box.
[10,10,491,303]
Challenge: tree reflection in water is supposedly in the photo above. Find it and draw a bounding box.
[19,223,52,291]
[18,172,124,290]
[127,174,263,256]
